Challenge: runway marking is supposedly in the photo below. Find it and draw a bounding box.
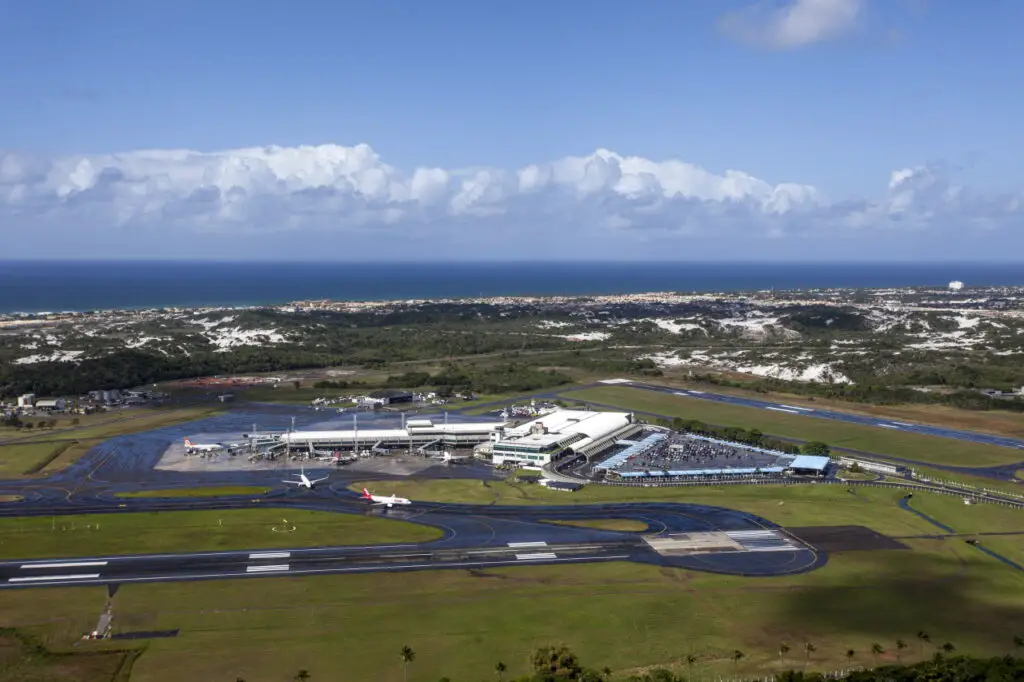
[779,405,813,412]
[507,541,548,548]
[891,422,913,427]
[673,392,689,396]
[246,564,290,573]
[20,561,108,569]
[765,407,800,414]
[0,555,633,587]
[248,552,290,560]
[878,423,900,429]
[8,573,101,582]
[515,552,558,560]
[688,390,705,394]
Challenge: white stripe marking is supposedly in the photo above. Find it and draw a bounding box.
[507,541,548,548]
[20,561,108,569]
[9,573,101,582]
[515,552,558,560]
[878,423,899,429]
[246,564,289,573]
[765,407,800,414]
[688,390,704,394]
[248,552,290,560]
[1,555,631,587]
[779,405,813,412]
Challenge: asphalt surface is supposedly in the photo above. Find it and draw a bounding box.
[466,380,1024,480]
[0,384,1021,588]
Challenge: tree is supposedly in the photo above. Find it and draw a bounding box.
[917,630,931,656]
[293,380,301,390]
[870,643,883,665]
[940,642,956,655]
[685,654,697,681]
[803,642,816,671]
[495,661,507,681]
[731,650,744,673]
[801,441,831,456]
[896,639,907,662]
[400,645,415,682]
[531,644,584,679]
[71,416,80,426]
[1013,634,1023,654]
[294,671,310,682]
[845,649,855,666]
[778,643,790,666]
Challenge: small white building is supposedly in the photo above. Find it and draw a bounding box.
[17,394,35,408]
[34,398,67,411]
[948,280,964,291]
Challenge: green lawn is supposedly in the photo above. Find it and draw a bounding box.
[115,486,271,498]
[564,386,1022,468]
[0,509,442,560]
[0,442,68,477]
[546,518,650,532]
[3,483,1024,681]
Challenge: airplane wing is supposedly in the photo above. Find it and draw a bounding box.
[310,476,330,484]
[282,479,302,485]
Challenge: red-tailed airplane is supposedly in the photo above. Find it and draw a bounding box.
[361,487,411,508]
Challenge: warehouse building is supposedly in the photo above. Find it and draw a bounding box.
[490,409,639,467]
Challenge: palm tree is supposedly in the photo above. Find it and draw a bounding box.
[685,654,697,681]
[294,671,311,682]
[896,640,907,662]
[400,645,416,682]
[778,643,790,667]
[731,650,744,673]
[917,631,930,657]
[941,642,955,655]
[495,661,506,681]
[1013,635,1023,655]
[602,666,613,680]
[803,642,816,671]
[870,643,883,665]
[845,649,855,667]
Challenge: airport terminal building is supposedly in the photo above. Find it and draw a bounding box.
[282,417,505,453]
[489,410,639,467]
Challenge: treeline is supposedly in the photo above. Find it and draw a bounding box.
[687,373,1024,414]
[314,364,573,396]
[0,349,343,398]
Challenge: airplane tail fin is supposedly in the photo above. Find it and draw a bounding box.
[184,438,193,447]
[361,487,372,499]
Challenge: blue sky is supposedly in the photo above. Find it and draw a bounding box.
[1,0,1022,261]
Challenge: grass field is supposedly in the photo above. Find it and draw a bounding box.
[653,374,1024,440]
[0,484,1022,681]
[0,407,223,480]
[0,508,442,560]
[564,386,1022,468]
[114,486,271,498]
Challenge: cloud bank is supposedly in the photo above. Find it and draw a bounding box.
[0,142,1021,259]
[719,0,862,50]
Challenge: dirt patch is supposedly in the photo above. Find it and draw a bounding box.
[786,525,909,552]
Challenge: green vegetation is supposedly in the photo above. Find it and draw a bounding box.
[114,486,271,498]
[0,509,442,559]
[565,385,1022,467]
[0,483,1022,681]
[0,442,67,477]
[545,519,650,532]
[0,628,138,682]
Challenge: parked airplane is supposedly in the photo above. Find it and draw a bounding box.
[361,488,411,508]
[307,442,334,458]
[183,438,224,453]
[283,466,329,490]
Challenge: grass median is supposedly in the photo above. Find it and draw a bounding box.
[564,385,1022,468]
[0,508,442,560]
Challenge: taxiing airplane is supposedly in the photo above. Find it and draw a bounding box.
[361,487,411,508]
[183,438,224,453]
[283,466,329,490]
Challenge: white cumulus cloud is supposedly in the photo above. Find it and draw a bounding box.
[0,142,1021,258]
[719,0,861,50]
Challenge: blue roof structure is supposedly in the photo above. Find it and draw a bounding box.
[594,432,667,471]
[788,455,831,472]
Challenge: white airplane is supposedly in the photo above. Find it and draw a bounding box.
[183,438,224,453]
[307,442,334,458]
[283,466,329,489]
[361,487,411,508]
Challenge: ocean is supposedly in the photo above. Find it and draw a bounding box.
[1,261,1022,314]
